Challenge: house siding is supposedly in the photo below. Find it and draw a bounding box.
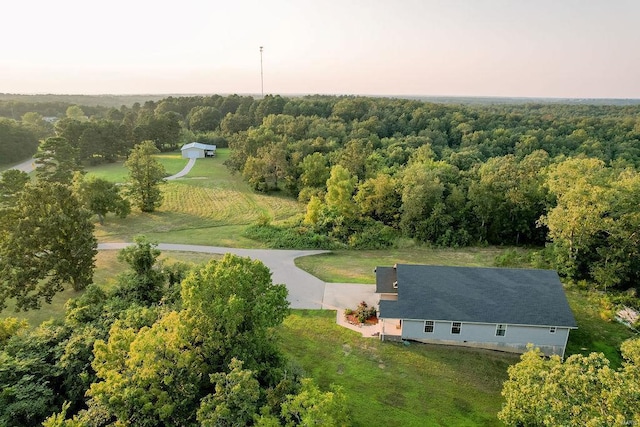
[401,319,570,357]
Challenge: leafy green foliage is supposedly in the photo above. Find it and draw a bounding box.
[197,359,261,427]
[73,174,130,224]
[0,317,28,347]
[90,311,205,426]
[114,236,165,305]
[180,254,290,382]
[499,339,640,426]
[243,223,342,250]
[0,169,29,207]
[0,118,39,164]
[124,140,166,212]
[34,136,82,184]
[0,182,97,311]
[279,378,349,427]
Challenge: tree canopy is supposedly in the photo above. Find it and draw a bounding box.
[124,140,166,212]
[0,181,96,311]
[499,339,640,426]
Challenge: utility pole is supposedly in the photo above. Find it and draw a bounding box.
[260,46,264,98]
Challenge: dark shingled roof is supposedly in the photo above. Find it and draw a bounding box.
[378,265,577,327]
[375,266,397,294]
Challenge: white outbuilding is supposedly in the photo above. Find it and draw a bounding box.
[181,142,216,159]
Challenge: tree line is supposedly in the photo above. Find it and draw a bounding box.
[0,95,640,288]
[3,93,640,291]
[218,96,640,293]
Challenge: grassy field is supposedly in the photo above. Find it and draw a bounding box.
[88,149,304,246]
[1,250,221,327]
[294,246,520,283]
[279,310,517,427]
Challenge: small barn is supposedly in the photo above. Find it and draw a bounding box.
[376,264,577,357]
[181,142,216,159]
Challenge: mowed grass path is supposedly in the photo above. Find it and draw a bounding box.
[88,149,304,246]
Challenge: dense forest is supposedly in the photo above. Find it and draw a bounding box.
[2,94,640,293]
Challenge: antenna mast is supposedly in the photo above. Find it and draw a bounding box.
[259,46,264,98]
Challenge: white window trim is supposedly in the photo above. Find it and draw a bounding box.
[424,320,434,333]
[451,321,461,334]
[495,324,507,337]
[549,326,557,334]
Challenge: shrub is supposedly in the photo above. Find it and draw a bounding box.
[243,224,343,250]
[348,222,397,249]
[354,301,377,323]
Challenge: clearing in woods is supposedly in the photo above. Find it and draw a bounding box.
[87,149,304,246]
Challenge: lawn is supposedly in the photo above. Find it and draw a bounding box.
[293,249,638,366]
[88,149,305,246]
[294,246,524,283]
[1,250,221,327]
[564,289,637,367]
[279,310,517,427]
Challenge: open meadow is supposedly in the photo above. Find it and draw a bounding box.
[88,149,304,246]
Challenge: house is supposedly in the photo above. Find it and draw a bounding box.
[376,264,577,357]
[181,142,216,159]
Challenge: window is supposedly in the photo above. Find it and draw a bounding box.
[424,320,434,333]
[496,324,507,337]
[549,326,556,334]
[451,322,461,334]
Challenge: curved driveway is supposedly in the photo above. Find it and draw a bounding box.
[5,158,36,174]
[98,243,331,309]
[6,158,377,312]
[165,158,196,180]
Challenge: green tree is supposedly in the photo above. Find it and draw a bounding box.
[499,340,640,426]
[539,157,613,279]
[125,140,166,212]
[279,379,349,427]
[324,165,357,219]
[242,141,289,192]
[34,136,82,184]
[115,236,165,305]
[0,320,72,426]
[180,254,289,382]
[0,317,28,347]
[354,174,401,227]
[197,359,261,427]
[300,152,330,189]
[21,111,52,140]
[0,118,39,164]
[0,182,96,310]
[65,105,87,121]
[0,169,29,207]
[188,106,222,132]
[74,174,130,225]
[89,311,205,426]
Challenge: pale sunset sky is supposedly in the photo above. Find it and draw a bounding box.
[2,0,639,98]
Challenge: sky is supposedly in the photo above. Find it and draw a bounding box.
[2,0,639,98]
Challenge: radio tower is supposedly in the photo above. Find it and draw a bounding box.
[259,46,264,98]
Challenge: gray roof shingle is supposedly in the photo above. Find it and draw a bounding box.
[378,264,577,327]
[375,266,397,294]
